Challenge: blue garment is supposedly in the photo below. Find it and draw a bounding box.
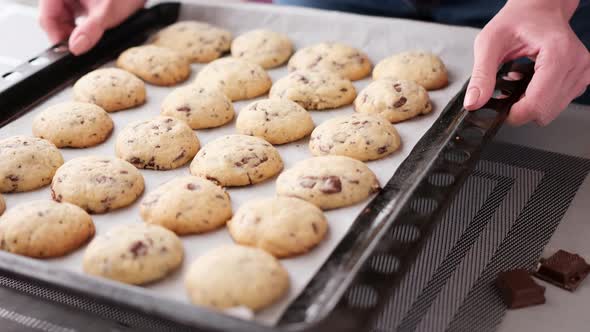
[277,0,590,103]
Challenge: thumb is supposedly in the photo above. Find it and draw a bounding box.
[68,15,105,55]
[464,30,508,110]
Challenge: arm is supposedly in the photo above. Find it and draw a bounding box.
[464,0,590,126]
[39,0,146,55]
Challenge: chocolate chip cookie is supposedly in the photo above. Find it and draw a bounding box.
[32,102,113,148]
[228,196,328,258]
[276,155,380,210]
[309,113,401,161]
[115,116,200,170]
[161,85,234,129]
[373,50,448,90]
[0,200,95,258]
[73,68,146,112]
[354,78,432,123]
[0,136,64,193]
[194,57,272,101]
[83,224,183,285]
[269,70,356,110]
[189,135,283,187]
[51,156,144,214]
[185,244,289,311]
[231,29,293,69]
[140,176,232,235]
[152,21,232,63]
[236,98,314,145]
[288,42,372,81]
[116,45,191,86]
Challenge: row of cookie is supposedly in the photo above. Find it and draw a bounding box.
[0,198,291,311]
[0,132,379,211]
[150,20,449,91]
[72,63,434,135]
[59,66,425,164]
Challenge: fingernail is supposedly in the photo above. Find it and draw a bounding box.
[464,87,480,109]
[71,34,89,54]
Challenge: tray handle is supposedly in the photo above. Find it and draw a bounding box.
[0,2,180,128]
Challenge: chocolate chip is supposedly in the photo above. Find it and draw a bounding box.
[146,157,156,168]
[129,157,143,165]
[205,176,220,185]
[120,170,128,174]
[295,74,309,84]
[340,88,348,92]
[319,176,342,194]
[177,106,191,113]
[393,83,402,92]
[95,175,110,184]
[186,183,200,191]
[377,146,388,154]
[129,241,148,258]
[51,188,62,202]
[312,223,318,234]
[173,150,186,162]
[394,97,407,108]
[5,175,18,182]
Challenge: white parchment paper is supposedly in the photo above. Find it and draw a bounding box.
[0,1,479,326]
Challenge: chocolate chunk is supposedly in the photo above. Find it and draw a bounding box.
[533,250,590,291]
[299,176,317,188]
[205,176,220,185]
[5,175,18,182]
[319,176,342,194]
[394,97,407,108]
[95,175,110,184]
[129,241,148,258]
[496,269,546,309]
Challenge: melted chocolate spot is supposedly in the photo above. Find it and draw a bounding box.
[394,97,407,108]
[319,176,342,194]
[129,241,148,258]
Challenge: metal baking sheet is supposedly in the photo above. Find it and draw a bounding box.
[0,1,479,327]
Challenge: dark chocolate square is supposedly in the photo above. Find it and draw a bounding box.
[534,250,590,291]
[496,269,546,309]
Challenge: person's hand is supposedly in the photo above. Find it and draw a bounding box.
[464,0,590,126]
[39,0,146,55]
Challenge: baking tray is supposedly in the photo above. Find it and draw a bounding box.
[0,2,534,331]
